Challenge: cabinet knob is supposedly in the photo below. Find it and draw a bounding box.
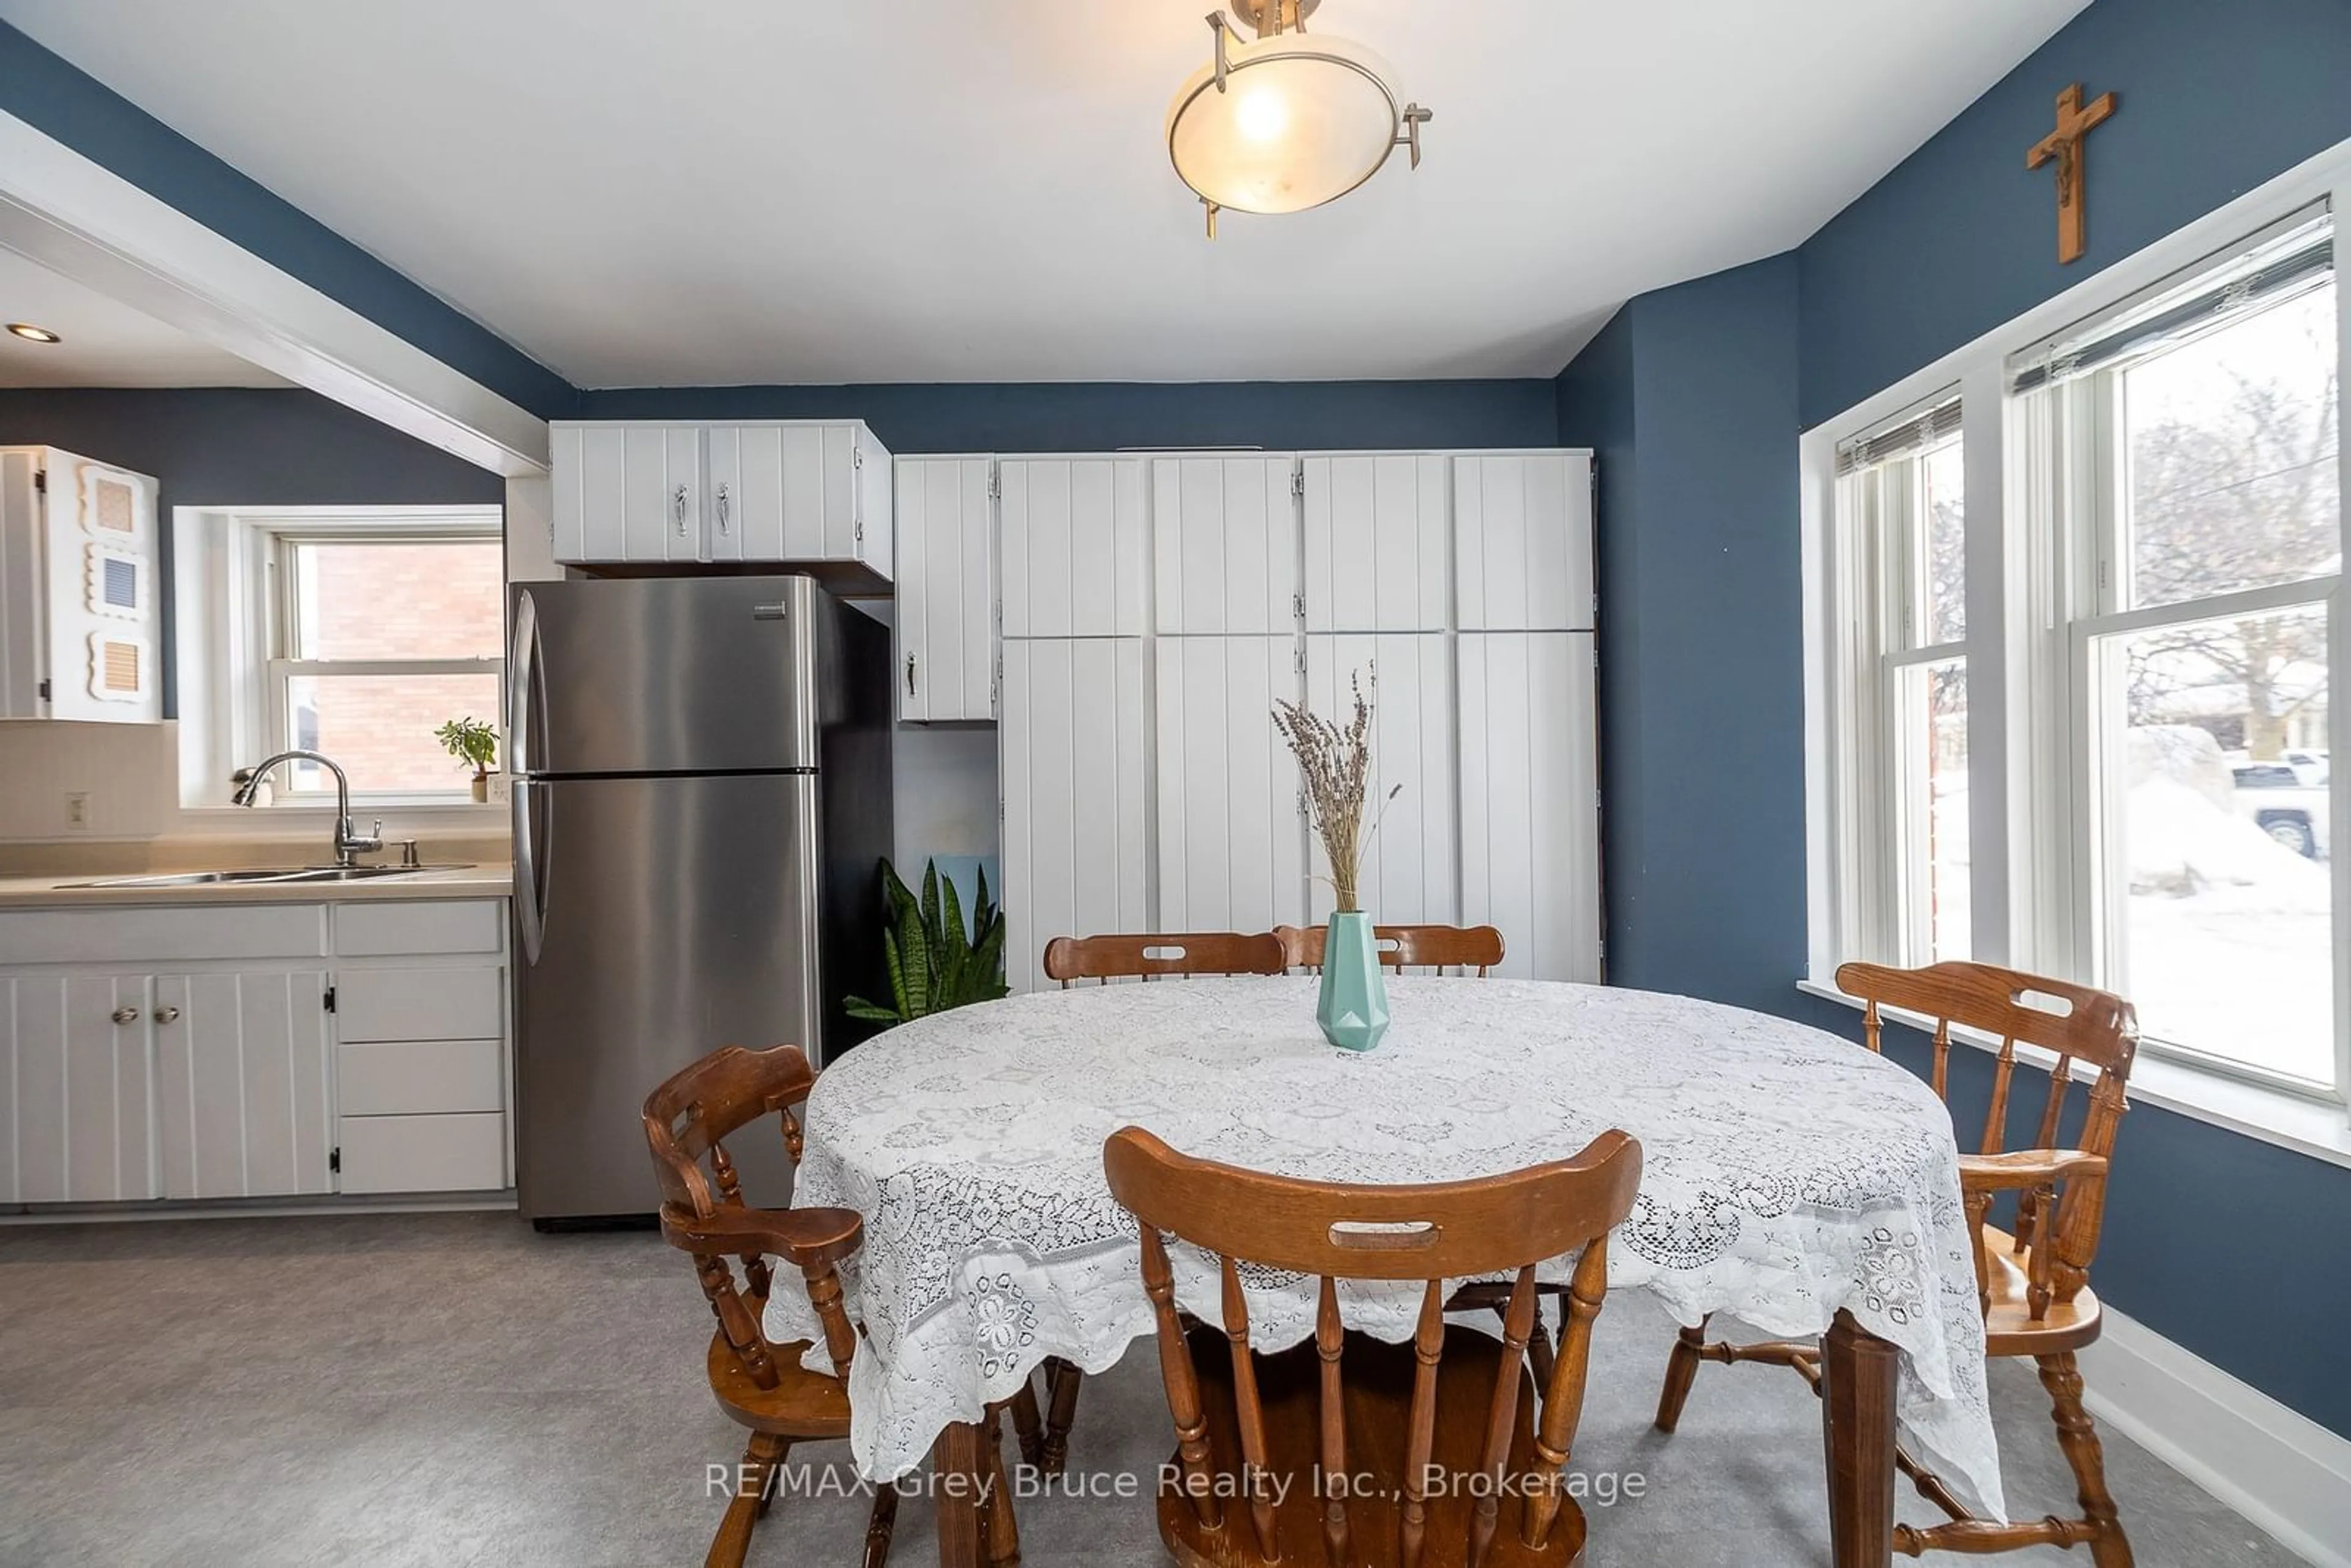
[110,1005,141,1026]
[154,1005,181,1025]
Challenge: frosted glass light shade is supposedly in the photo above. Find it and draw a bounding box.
[1166,33,1404,215]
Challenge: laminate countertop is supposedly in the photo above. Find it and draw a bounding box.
[0,863,512,909]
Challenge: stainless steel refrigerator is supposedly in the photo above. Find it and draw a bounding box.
[509,574,891,1224]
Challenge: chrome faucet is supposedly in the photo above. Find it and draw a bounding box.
[231,750,383,867]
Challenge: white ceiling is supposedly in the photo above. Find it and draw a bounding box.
[0,0,2091,389]
[0,244,288,388]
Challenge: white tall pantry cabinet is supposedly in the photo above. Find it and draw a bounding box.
[894,448,1601,989]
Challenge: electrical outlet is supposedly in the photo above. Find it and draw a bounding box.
[64,792,90,831]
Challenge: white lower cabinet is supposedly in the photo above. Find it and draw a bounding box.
[1305,633,1458,926]
[154,969,333,1200]
[1000,637,1148,992]
[0,972,158,1204]
[0,898,511,1210]
[1458,633,1603,982]
[1155,636,1309,934]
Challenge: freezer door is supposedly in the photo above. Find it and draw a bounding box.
[509,575,822,776]
[514,773,823,1220]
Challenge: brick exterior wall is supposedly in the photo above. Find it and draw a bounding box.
[290,539,503,795]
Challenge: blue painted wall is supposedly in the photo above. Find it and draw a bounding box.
[1556,256,1805,1015]
[578,380,1562,454]
[0,388,506,716]
[1561,0,2351,1439]
[0,21,576,419]
[1801,0,2351,427]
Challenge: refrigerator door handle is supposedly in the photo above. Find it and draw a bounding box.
[515,780,552,966]
[509,589,546,779]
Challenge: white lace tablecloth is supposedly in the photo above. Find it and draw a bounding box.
[767,977,2002,1517]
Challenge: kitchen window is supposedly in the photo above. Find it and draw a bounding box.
[2014,208,2340,1095]
[264,530,505,800]
[1829,392,1972,967]
[1809,168,2351,1142]
[173,506,506,811]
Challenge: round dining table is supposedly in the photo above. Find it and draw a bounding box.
[767,975,2001,1567]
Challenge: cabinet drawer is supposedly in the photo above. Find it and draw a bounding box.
[0,904,326,966]
[335,966,503,1043]
[334,900,504,956]
[337,1112,507,1195]
[337,1038,504,1116]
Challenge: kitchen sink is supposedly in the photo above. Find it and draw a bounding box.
[62,864,473,890]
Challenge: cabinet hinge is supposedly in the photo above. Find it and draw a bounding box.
[1292,591,1305,622]
[1294,647,1306,676]
[1290,469,1305,498]
[32,468,47,495]
[36,678,51,702]
[329,1147,341,1174]
[988,470,1001,501]
[323,986,337,1013]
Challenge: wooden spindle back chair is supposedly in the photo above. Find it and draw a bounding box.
[1105,1126,1643,1568]
[1654,960,2140,1566]
[1026,927,1288,1471]
[1274,922,1507,976]
[1043,930,1288,984]
[643,1045,920,1568]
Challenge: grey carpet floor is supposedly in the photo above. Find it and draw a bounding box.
[0,1213,2300,1567]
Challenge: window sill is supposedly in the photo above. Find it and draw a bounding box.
[1796,978,2351,1172]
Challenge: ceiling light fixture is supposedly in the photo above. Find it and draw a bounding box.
[6,323,62,344]
[1166,0,1432,238]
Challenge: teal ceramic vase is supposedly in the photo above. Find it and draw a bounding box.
[1316,910,1391,1051]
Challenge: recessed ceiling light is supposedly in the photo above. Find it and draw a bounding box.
[6,323,62,344]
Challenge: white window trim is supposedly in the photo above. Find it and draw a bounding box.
[173,504,506,817]
[1801,133,2351,1147]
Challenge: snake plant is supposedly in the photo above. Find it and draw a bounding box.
[842,858,1009,1025]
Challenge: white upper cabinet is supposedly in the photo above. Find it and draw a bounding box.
[1458,632,1602,981]
[0,447,163,722]
[1304,633,1458,926]
[1155,635,1308,934]
[552,421,892,578]
[1152,456,1299,635]
[707,422,890,576]
[1302,455,1450,632]
[1000,637,1149,992]
[894,457,996,721]
[1000,457,1148,639]
[1453,453,1595,631]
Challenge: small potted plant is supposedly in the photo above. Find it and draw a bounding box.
[434,717,499,803]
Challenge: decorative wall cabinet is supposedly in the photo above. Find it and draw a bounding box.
[549,420,891,580]
[0,446,163,722]
[893,457,996,721]
[999,638,1148,993]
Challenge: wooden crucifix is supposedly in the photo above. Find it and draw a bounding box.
[2027,83,2118,264]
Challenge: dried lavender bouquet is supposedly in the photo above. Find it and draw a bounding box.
[1272,668,1399,914]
